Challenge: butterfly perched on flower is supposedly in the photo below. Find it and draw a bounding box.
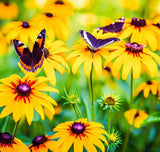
[79,30,120,51]
[13,29,46,72]
[96,17,125,33]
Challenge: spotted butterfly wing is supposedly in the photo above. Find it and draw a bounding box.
[13,29,46,72]
[96,17,125,33]
[79,30,120,50]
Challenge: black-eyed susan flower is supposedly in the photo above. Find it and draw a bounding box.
[0,1,18,20]
[0,74,59,125]
[104,42,160,80]
[67,30,119,77]
[51,118,109,152]
[120,17,160,51]
[43,39,70,86]
[2,20,43,44]
[97,93,121,111]
[0,132,30,152]
[0,32,8,55]
[124,109,148,128]
[29,135,57,152]
[134,80,159,98]
[32,12,69,41]
[44,0,73,18]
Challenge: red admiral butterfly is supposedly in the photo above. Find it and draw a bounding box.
[13,29,46,72]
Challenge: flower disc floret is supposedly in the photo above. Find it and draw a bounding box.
[71,122,85,135]
[16,83,31,97]
[131,17,146,27]
[32,135,48,146]
[22,22,30,28]
[0,133,12,144]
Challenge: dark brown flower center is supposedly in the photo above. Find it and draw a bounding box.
[131,17,146,27]
[45,13,53,17]
[32,135,48,146]
[125,42,143,53]
[0,132,12,144]
[134,112,139,118]
[105,97,115,105]
[71,122,85,135]
[87,46,97,53]
[16,83,31,97]
[104,66,111,72]
[4,1,9,6]
[43,48,49,58]
[22,22,30,28]
[146,81,152,85]
[55,0,64,4]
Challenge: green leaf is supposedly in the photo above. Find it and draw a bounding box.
[141,112,160,126]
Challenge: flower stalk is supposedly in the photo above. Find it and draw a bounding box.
[122,69,133,152]
[90,66,95,121]
[72,103,82,118]
[12,120,20,140]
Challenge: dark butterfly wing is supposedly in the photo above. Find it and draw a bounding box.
[94,38,120,50]
[13,39,33,71]
[97,17,125,33]
[31,29,46,71]
[79,30,97,49]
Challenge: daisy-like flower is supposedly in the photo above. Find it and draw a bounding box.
[44,0,73,18]
[97,93,121,111]
[52,118,109,152]
[120,17,160,51]
[134,80,159,98]
[43,39,70,86]
[0,74,59,125]
[108,129,121,150]
[67,30,119,77]
[104,42,160,80]
[124,109,148,128]
[2,20,43,44]
[0,1,18,20]
[63,89,80,105]
[0,32,8,55]
[0,132,30,152]
[32,12,69,41]
[29,135,57,152]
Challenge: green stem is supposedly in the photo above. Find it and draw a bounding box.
[122,70,133,152]
[75,103,83,118]
[12,121,20,140]
[130,69,133,109]
[140,96,157,152]
[72,104,81,118]
[107,109,110,132]
[90,67,95,121]
[122,124,130,152]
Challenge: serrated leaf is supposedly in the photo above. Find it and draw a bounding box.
[141,112,160,126]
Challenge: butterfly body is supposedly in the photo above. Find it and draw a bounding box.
[13,29,46,72]
[79,30,120,51]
